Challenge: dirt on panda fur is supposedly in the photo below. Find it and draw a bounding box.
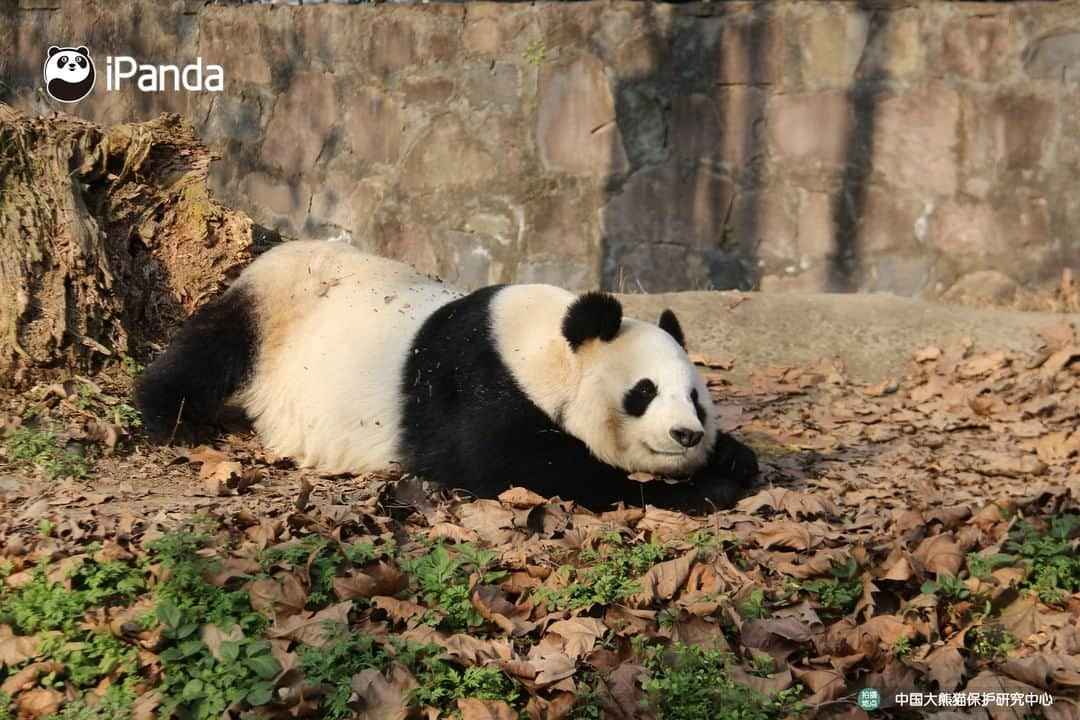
[0,323,1077,719]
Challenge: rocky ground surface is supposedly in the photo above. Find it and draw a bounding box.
[0,293,1078,719]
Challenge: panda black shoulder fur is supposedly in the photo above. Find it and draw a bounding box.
[135,241,758,512]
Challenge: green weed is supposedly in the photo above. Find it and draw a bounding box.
[400,542,505,633]
[637,641,805,719]
[967,625,1017,662]
[537,534,671,610]
[801,557,862,616]
[2,425,91,480]
[1005,515,1080,603]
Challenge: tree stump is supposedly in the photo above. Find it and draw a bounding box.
[0,103,257,386]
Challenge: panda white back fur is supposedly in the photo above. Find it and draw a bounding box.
[135,241,757,511]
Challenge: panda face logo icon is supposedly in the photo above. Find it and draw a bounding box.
[43,46,96,102]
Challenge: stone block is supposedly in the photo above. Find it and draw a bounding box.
[400,114,495,190]
[866,253,936,297]
[344,87,403,166]
[873,81,959,195]
[537,53,629,176]
[925,194,1050,265]
[736,188,797,264]
[374,210,437,276]
[518,260,594,291]
[858,8,925,81]
[671,88,766,171]
[941,13,1017,82]
[240,172,312,236]
[403,78,455,105]
[795,191,835,262]
[465,62,519,108]
[1024,31,1080,83]
[528,194,592,259]
[794,6,869,87]
[199,12,271,84]
[261,71,337,175]
[857,186,924,254]
[768,90,852,168]
[759,265,829,294]
[714,14,784,86]
[309,174,385,238]
[960,92,1054,175]
[942,270,1021,307]
[370,16,416,74]
[605,242,707,293]
[604,163,735,252]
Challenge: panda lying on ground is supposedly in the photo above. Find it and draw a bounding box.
[135,241,758,512]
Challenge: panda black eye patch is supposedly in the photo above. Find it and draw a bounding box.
[623,379,657,417]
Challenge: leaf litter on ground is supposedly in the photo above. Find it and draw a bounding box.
[0,323,1078,718]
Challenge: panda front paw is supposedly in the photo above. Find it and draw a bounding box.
[678,432,758,510]
[710,432,759,482]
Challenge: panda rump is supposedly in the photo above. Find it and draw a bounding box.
[134,241,757,511]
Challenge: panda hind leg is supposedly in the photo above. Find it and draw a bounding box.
[134,287,259,443]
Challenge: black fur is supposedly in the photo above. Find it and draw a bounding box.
[658,309,686,348]
[401,286,756,513]
[562,292,622,351]
[134,287,259,443]
[622,379,657,417]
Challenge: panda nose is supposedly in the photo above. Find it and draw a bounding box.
[670,427,703,448]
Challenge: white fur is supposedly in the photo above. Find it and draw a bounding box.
[235,241,460,473]
[234,241,715,478]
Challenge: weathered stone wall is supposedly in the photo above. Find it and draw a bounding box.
[3,0,1079,295]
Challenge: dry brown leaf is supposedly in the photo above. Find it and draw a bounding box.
[749,521,814,550]
[740,618,813,658]
[200,624,244,662]
[497,487,548,508]
[922,645,964,691]
[737,488,838,518]
[1,661,63,694]
[544,618,606,662]
[17,687,64,718]
[0,626,39,667]
[912,534,963,577]
[630,551,696,607]
[248,575,307,621]
[457,698,519,720]
[351,663,416,720]
[471,585,535,637]
[269,601,352,648]
[373,596,432,626]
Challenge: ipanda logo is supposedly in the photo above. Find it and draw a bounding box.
[43,45,223,102]
[43,46,95,102]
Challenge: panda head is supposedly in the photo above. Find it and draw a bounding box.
[43,46,95,102]
[559,293,717,477]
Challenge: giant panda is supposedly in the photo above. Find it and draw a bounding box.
[135,241,758,512]
[43,46,95,103]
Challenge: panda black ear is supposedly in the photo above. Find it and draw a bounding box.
[658,309,686,349]
[48,46,61,57]
[76,47,89,56]
[562,292,622,351]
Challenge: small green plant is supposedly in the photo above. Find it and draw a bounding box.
[740,588,771,619]
[748,654,776,677]
[120,354,145,377]
[37,518,55,537]
[967,625,1017,662]
[1005,515,1080,603]
[966,552,1015,581]
[537,535,672,610]
[400,542,506,633]
[921,572,971,601]
[297,624,391,718]
[637,641,804,719]
[892,635,913,657]
[523,39,546,66]
[2,425,91,480]
[801,557,863,616]
[408,660,523,715]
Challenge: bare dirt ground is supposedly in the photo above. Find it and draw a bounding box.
[0,313,1078,719]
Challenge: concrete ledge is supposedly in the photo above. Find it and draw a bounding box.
[619,292,1079,383]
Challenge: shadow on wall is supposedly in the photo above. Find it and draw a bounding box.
[600,2,888,294]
